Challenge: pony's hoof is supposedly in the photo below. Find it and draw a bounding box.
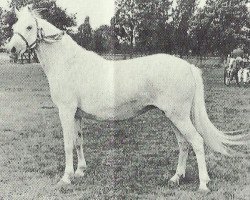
[198,187,211,194]
[168,179,179,188]
[75,169,85,177]
[55,179,71,189]
[55,179,74,193]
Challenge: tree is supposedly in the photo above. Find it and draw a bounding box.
[92,25,113,53]
[0,0,77,45]
[173,0,196,57]
[115,0,173,54]
[76,16,93,50]
[207,0,248,56]
[0,7,4,45]
[136,0,173,53]
[110,17,122,53]
[115,0,141,51]
[0,9,16,46]
[9,0,76,30]
[190,0,249,57]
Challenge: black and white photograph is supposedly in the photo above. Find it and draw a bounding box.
[0,0,249,199]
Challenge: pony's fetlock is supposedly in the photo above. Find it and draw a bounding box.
[168,173,184,187]
[75,167,86,177]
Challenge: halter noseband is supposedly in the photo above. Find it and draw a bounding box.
[13,18,64,51]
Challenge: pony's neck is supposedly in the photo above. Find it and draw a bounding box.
[37,18,61,36]
[35,18,81,75]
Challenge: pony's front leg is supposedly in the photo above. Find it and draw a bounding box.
[74,116,87,177]
[57,106,76,185]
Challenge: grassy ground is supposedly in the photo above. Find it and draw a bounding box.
[0,57,249,200]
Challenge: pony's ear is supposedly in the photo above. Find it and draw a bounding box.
[26,4,33,12]
[14,7,20,18]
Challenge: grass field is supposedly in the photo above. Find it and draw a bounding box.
[0,57,249,200]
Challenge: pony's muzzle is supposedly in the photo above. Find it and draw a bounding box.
[5,34,27,54]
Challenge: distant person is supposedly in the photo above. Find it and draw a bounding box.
[236,56,243,69]
[242,54,248,68]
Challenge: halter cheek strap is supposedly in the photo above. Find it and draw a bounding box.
[14,32,37,50]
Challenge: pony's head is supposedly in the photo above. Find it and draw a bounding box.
[6,5,38,54]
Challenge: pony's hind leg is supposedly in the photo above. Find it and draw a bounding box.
[74,116,87,177]
[170,116,210,192]
[169,125,189,186]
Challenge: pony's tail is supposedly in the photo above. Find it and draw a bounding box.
[190,66,250,156]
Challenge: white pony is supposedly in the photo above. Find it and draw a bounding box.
[5,6,250,192]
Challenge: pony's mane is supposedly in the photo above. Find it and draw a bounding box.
[31,8,44,19]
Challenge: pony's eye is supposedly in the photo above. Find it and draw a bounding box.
[27,26,32,31]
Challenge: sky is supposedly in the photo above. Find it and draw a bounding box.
[0,0,9,9]
[0,0,249,29]
[56,0,115,29]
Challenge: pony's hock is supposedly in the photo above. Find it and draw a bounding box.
[6,5,250,192]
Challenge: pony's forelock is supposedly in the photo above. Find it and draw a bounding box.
[18,5,44,19]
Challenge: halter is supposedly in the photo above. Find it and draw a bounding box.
[13,18,65,51]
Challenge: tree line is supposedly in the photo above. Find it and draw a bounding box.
[0,0,249,57]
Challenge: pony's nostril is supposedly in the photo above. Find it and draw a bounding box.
[11,47,16,53]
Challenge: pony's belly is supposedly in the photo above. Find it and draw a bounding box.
[77,100,153,121]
